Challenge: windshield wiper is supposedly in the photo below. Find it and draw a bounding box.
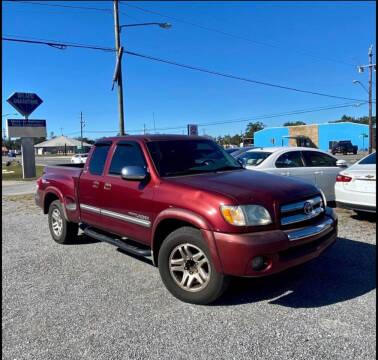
[164,169,213,177]
[214,165,243,172]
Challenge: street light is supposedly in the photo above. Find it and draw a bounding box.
[352,80,369,94]
[119,22,172,32]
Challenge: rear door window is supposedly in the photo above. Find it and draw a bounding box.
[302,151,337,167]
[275,151,304,168]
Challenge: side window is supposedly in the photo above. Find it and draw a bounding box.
[275,151,304,168]
[303,151,337,167]
[109,142,146,175]
[89,145,111,175]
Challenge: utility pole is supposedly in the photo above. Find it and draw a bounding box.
[153,112,156,133]
[143,124,146,135]
[80,112,85,153]
[113,0,125,136]
[368,45,373,153]
[357,45,376,153]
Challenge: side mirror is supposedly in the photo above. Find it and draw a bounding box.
[238,158,247,168]
[336,159,348,168]
[121,166,148,181]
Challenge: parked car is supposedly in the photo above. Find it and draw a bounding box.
[229,146,255,158]
[35,135,337,305]
[335,152,376,214]
[71,153,88,164]
[236,147,347,201]
[224,147,241,155]
[331,140,358,155]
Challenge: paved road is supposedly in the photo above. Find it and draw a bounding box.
[2,155,71,166]
[2,195,376,360]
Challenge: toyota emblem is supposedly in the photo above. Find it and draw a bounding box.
[303,201,313,215]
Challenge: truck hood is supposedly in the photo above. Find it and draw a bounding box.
[165,169,320,205]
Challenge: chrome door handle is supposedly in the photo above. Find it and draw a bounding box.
[104,183,112,190]
[280,172,290,176]
[314,171,323,175]
[92,181,99,189]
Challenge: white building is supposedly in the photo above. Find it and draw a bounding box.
[34,136,92,155]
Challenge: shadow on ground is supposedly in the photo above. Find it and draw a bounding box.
[213,237,376,308]
[63,233,100,245]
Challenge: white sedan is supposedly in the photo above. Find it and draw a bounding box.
[236,147,347,201]
[71,153,88,164]
[335,152,376,213]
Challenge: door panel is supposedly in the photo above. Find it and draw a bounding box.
[302,151,339,201]
[100,141,155,244]
[274,151,315,185]
[78,143,111,227]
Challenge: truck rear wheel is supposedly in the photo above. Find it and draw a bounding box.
[158,227,229,305]
[48,200,78,244]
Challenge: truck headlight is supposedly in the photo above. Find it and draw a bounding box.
[220,205,272,226]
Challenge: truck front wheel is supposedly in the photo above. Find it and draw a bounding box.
[48,200,78,244]
[158,227,229,305]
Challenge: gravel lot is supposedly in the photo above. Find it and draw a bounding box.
[2,194,376,360]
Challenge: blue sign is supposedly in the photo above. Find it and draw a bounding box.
[7,119,46,127]
[7,92,43,118]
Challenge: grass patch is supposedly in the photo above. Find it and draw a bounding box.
[2,193,39,214]
[2,162,45,181]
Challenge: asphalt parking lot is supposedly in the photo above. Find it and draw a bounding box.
[2,194,376,360]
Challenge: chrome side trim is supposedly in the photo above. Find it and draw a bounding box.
[101,209,151,228]
[80,204,151,228]
[281,206,323,225]
[80,204,101,214]
[281,196,322,213]
[287,217,334,241]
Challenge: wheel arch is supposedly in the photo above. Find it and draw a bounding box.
[151,208,223,273]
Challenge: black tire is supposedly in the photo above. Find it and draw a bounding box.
[48,200,78,244]
[158,227,229,305]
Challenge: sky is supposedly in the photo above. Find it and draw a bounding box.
[2,1,376,140]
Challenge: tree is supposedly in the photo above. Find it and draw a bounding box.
[330,115,376,126]
[244,121,265,142]
[283,121,306,126]
[50,131,56,139]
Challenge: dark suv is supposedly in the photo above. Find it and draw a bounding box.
[331,140,358,155]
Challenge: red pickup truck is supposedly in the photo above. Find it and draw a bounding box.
[36,135,337,304]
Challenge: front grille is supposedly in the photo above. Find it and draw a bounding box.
[280,195,325,228]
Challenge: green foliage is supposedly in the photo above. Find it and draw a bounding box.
[330,115,376,125]
[283,121,306,126]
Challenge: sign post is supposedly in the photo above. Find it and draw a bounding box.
[6,92,45,178]
[187,124,198,136]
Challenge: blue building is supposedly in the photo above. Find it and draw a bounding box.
[254,122,370,151]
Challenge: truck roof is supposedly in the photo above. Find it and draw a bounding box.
[95,134,207,143]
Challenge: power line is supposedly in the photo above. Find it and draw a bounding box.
[5,1,141,21]
[76,101,368,135]
[120,2,358,67]
[3,36,369,103]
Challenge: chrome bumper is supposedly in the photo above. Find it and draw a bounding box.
[286,217,334,241]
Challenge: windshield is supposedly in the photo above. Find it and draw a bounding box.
[236,151,272,166]
[146,139,242,177]
[359,152,376,165]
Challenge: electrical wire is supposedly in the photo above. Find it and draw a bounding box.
[5,0,142,21]
[77,101,368,135]
[2,36,369,103]
[120,2,359,67]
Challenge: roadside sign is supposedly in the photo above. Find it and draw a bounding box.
[187,124,198,136]
[7,92,43,118]
[77,145,83,150]
[7,119,47,138]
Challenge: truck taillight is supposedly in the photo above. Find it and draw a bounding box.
[336,174,352,182]
[36,177,42,186]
